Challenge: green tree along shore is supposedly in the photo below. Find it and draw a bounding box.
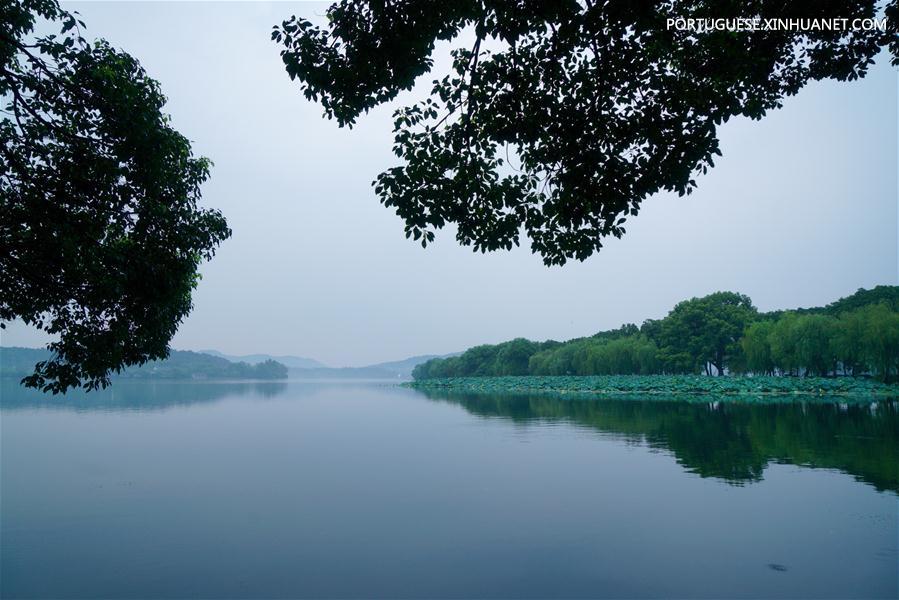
[413,286,899,382]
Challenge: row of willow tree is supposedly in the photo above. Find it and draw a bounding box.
[412,286,899,382]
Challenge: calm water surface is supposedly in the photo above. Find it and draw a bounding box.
[1,380,897,598]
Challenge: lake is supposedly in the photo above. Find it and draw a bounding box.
[1,379,896,598]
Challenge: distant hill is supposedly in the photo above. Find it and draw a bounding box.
[198,350,326,369]
[122,351,288,380]
[364,354,455,378]
[0,347,51,378]
[3,345,459,383]
[286,354,459,380]
[1,347,288,381]
[202,350,459,379]
[288,366,403,379]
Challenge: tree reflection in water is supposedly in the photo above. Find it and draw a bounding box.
[419,390,898,493]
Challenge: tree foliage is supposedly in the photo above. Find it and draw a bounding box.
[529,334,660,376]
[741,320,776,375]
[274,0,896,265]
[655,292,756,375]
[413,287,899,382]
[1,0,230,392]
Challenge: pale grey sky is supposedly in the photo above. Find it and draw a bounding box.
[3,2,897,367]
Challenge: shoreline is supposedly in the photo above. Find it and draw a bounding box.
[405,375,899,402]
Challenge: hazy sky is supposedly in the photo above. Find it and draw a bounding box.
[3,2,897,366]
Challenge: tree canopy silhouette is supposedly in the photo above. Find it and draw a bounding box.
[274,0,897,265]
[1,0,230,392]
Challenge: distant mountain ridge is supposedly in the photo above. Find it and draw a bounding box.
[368,354,437,368]
[198,350,326,370]
[2,346,460,383]
[362,354,454,377]
[204,351,460,379]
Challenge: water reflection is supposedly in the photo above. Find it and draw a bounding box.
[0,379,289,412]
[418,389,899,493]
[2,381,896,598]
[4,379,895,494]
